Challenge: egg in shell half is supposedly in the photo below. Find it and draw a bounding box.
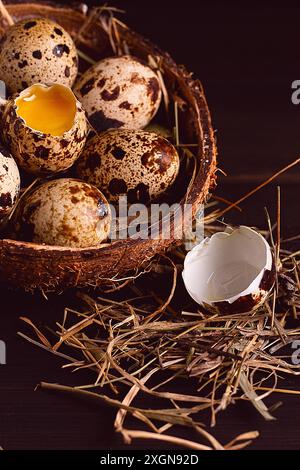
[0,145,20,222]
[76,129,180,203]
[14,178,111,248]
[0,18,78,94]
[2,83,88,175]
[182,226,275,315]
[74,55,162,132]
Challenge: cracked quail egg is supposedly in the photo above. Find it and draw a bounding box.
[14,178,111,248]
[2,83,88,175]
[74,55,162,132]
[0,18,78,94]
[76,129,180,203]
[0,145,20,222]
[182,226,275,315]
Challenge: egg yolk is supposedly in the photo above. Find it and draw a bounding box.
[15,84,76,136]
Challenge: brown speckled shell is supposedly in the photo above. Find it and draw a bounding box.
[77,130,180,203]
[0,2,217,292]
[0,146,20,219]
[202,265,276,315]
[14,178,111,248]
[2,86,88,175]
[0,17,78,94]
[74,55,162,132]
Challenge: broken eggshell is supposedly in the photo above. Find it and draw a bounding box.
[182,226,275,314]
[2,83,87,175]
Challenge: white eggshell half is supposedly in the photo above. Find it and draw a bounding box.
[182,226,273,306]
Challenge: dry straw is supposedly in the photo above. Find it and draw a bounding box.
[18,173,300,449]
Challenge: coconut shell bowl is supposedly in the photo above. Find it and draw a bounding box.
[0,1,216,292]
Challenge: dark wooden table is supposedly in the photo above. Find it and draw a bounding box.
[1,0,300,450]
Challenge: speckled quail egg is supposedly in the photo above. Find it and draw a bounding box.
[76,130,180,203]
[0,18,78,94]
[15,178,111,248]
[0,145,20,222]
[74,55,162,132]
[2,83,87,175]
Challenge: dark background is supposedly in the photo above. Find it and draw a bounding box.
[1,0,300,450]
